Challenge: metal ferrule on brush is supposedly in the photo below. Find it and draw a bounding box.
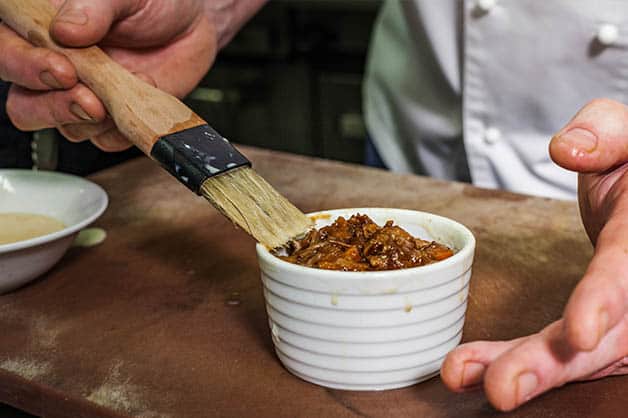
[150,124,251,194]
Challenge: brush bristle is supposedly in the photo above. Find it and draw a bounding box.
[200,167,313,248]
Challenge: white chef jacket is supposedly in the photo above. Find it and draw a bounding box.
[364,0,628,200]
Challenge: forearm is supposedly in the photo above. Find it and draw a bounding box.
[205,0,268,49]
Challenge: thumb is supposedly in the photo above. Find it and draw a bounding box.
[549,98,628,173]
[50,0,141,47]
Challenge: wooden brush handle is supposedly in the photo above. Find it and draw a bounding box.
[0,0,206,155]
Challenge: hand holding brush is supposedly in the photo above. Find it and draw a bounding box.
[0,0,312,248]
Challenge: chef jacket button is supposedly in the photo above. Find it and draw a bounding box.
[597,23,619,46]
[484,127,501,145]
[476,0,497,13]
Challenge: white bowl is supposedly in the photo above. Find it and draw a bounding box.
[256,208,476,391]
[0,169,108,294]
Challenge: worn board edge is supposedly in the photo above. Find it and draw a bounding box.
[0,369,129,418]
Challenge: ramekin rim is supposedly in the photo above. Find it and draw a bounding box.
[256,207,475,279]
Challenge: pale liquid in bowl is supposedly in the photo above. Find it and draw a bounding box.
[0,213,65,245]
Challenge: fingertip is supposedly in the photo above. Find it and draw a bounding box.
[440,350,465,391]
[44,51,78,88]
[549,128,600,172]
[564,248,628,351]
[548,134,561,162]
[550,98,628,173]
[564,303,613,352]
[481,342,546,412]
[50,6,90,46]
[441,346,490,392]
[92,129,133,152]
[71,84,107,122]
[563,306,600,352]
[483,364,520,412]
[51,1,111,47]
[58,125,89,143]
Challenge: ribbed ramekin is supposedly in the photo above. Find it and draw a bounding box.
[256,208,475,390]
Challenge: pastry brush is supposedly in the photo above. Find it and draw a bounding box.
[0,0,312,248]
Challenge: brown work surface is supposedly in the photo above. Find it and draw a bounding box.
[0,146,624,417]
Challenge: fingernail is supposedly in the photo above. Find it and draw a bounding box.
[516,372,538,404]
[557,128,598,153]
[39,71,63,89]
[461,361,486,387]
[56,8,88,26]
[597,310,609,345]
[70,103,94,121]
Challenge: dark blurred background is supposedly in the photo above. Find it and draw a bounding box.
[0,0,381,176]
[188,0,380,164]
[0,1,381,416]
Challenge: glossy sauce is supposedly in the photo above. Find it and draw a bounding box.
[0,213,65,245]
[278,214,454,271]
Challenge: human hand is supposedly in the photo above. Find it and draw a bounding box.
[440,98,628,411]
[2,0,218,151]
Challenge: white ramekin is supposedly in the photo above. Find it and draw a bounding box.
[256,208,475,391]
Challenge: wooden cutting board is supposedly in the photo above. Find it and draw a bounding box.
[1,146,624,417]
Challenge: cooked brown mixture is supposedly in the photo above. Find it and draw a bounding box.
[277,214,454,271]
